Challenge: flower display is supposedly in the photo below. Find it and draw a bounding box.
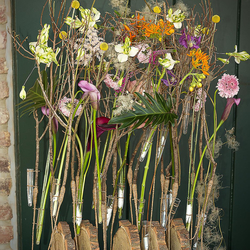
[16,1,250,249]
[216,73,239,98]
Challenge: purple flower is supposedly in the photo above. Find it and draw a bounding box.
[87,117,117,151]
[41,106,58,133]
[161,70,178,86]
[221,98,240,122]
[78,80,100,110]
[149,50,171,65]
[179,29,201,49]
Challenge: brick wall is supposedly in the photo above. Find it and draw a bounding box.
[0,0,17,249]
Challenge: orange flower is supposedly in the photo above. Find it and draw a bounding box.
[158,19,175,35]
[143,22,160,37]
[187,49,210,75]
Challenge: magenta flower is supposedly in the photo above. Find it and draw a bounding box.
[78,80,100,110]
[217,74,239,98]
[87,117,117,151]
[41,106,58,133]
[221,98,240,122]
[136,44,152,63]
[179,29,201,49]
[58,97,82,117]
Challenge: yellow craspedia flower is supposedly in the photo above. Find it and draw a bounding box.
[153,6,161,14]
[71,0,80,9]
[59,31,67,40]
[100,42,109,51]
[212,15,220,23]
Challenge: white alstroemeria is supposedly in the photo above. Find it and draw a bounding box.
[226,45,250,64]
[19,86,26,100]
[115,37,139,63]
[76,47,85,61]
[166,8,185,29]
[158,53,179,70]
[64,16,82,28]
[29,24,60,66]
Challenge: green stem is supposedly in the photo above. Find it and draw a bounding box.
[138,143,153,231]
[179,67,194,85]
[93,109,102,223]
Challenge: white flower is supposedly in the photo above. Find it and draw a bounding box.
[115,37,139,63]
[158,53,179,70]
[167,8,185,29]
[19,86,26,100]
[226,45,250,64]
[29,24,60,66]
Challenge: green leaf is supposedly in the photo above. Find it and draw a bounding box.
[109,92,178,130]
[18,70,57,116]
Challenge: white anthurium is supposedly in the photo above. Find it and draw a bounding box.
[167,8,185,29]
[115,37,139,63]
[226,45,250,64]
[158,53,179,70]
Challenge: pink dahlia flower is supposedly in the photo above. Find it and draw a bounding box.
[59,97,82,117]
[217,74,239,98]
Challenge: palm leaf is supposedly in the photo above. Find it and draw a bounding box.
[18,70,57,116]
[109,92,178,130]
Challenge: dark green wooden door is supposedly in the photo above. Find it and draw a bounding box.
[13,0,250,249]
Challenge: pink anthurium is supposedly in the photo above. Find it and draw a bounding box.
[87,117,117,152]
[221,98,240,122]
[78,80,100,110]
[41,106,58,133]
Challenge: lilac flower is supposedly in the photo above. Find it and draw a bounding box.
[193,88,207,112]
[41,106,58,133]
[221,98,240,122]
[161,70,179,86]
[103,74,121,90]
[58,97,82,117]
[217,74,239,98]
[87,117,117,151]
[179,29,201,49]
[78,80,100,110]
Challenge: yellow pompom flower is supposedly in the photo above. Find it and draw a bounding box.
[59,31,67,40]
[212,15,220,23]
[153,6,161,14]
[100,42,109,51]
[71,0,80,9]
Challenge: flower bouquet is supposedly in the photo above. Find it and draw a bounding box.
[15,0,250,249]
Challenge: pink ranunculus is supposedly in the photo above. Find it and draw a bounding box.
[136,44,152,64]
[58,97,82,117]
[103,74,120,90]
[217,74,239,98]
[78,80,100,110]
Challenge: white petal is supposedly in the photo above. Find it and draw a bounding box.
[129,47,139,57]
[165,53,172,60]
[234,45,238,53]
[174,22,182,29]
[115,44,124,53]
[235,57,240,64]
[118,54,128,63]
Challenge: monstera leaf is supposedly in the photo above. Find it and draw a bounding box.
[19,70,57,116]
[109,92,178,130]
